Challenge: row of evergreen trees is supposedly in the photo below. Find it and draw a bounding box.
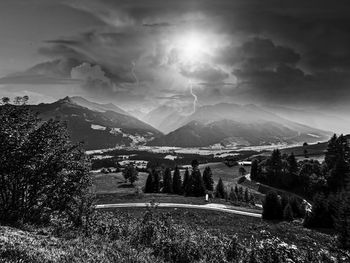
[144,162,256,207]
[144,163,214,197]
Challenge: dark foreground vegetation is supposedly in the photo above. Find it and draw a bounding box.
[1,206,350,263]
[0,97,93,226]
[253,134,350,248]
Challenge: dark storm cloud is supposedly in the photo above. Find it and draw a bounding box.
[61,0,350,107]
[217,38,301,69]
[4,0,350,109]
[180,64,229,83]
[142,22,172,28]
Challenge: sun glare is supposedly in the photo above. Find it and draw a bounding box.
[176,32,208,63]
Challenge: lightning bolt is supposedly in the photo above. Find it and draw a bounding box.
[189,79,197,115]
[131,61,139,88]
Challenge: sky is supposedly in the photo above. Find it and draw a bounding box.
[1,0,350,119]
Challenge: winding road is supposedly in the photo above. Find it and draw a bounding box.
[95,203,262,218]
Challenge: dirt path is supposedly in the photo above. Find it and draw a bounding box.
[95,202,262,218]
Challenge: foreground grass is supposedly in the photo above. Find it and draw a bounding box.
[1,208,349,262]
[101,207,342,251]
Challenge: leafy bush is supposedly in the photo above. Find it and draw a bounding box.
[283,203,294,221]
[122,164,139,185]
[0,104,93,226]
[263,191,283,220]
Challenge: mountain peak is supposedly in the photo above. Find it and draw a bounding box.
[57,96,75,104]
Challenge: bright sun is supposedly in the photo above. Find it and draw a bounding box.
[175,32,209,63]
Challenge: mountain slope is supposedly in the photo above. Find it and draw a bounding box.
[262,104,347,134]
[143,105,183,133]
[148,118,331,148]
[30,97,162,150]
[70,96,129,116]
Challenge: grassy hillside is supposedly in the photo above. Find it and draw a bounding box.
[1,208,349,262]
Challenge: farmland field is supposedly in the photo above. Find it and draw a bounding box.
[93,162,252,194]
[92,162,266,205]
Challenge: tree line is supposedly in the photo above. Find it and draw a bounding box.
[144,160,256,206]
[144,160,213,196]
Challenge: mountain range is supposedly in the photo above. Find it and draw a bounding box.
[145,103,332,147]
[15,96,333,150]
[28,97,161,150]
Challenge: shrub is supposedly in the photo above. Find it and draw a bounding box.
[123,164,139,185]
[289,197,305,218]
[304,193,333,228]
[283,203,294,221]
[0,104,93,226]
[262,191,283,220]
[237,176,246,184]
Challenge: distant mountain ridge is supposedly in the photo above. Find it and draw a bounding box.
[28,97,162,150]
[70,96,130,116]
[9,97,333,149]
[147,103,332,147]
[142,105,183,134]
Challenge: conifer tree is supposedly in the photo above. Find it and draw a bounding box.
[172,166,183,195]
[238,186,244,201]
[267,149,283,186]
[153,169,160,193]
[183,168,190,193]
[202,166,214,191]
[234,184,239,196]
[334,181,350,249]
[186,168,206,197]
[250,159,259,181]
[215,178,226,199]
[244,188,250,203]
[229,187,237,201]
[323,134,350,192]
[144,171,154,193]
[163,167,173,193]
[325,134,339,170]
[287,153,298,175]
